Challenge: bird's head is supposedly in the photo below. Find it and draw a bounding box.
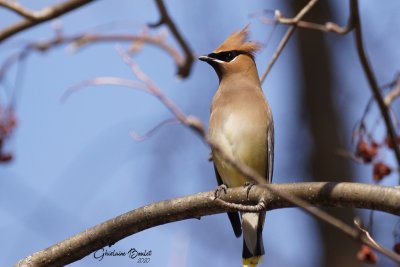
[199,26,260,80]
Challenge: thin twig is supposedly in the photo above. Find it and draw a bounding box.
[61,76,147,102]
[70,33,183,65]
[129,118,180,141]
[260,27,296,84]
[352,0,400,178]
[272,5,355,35]
[276,0,319,23]
[0,0,96,42]
[384,76,400,106]
[286,20,353,34]
[116,46,205,136]
[149,0,194,78]
[260,0,318,83]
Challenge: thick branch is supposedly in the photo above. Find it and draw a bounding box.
[15,182,400,267]
[0,0,95,43]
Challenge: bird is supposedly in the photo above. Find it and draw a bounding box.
[199,26,274,267]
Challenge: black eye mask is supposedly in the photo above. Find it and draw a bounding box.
[207,50,242,62]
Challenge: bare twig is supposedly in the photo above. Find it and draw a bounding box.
[0,0,96,42]
[70,33,183,65]
[129,118,180,141]
[271,1,355,35]
[61,77,147,102]
[352,0,400,175]
[276,0,319,24]
[115,47,205,136]
[260,27,296,84]
[260,0,318,83]
[149,0,194,78]
[281,20,353,34]
[14,182,400,266]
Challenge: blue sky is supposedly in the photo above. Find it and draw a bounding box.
[1,1,400,266]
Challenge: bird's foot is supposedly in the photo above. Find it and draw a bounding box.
[214,184,228,200]
[244,181,256,200]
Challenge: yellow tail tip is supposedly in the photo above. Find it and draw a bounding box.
[243,256,263,267]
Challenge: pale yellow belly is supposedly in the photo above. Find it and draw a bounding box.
[210,113,268,187]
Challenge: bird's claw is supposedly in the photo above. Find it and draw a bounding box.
[214,184,228,199]
[244,181,256,199]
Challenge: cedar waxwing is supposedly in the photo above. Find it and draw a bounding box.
[199,26,274,267]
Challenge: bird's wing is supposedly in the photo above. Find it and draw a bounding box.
[267,119,274,183]
[213,163,242,237]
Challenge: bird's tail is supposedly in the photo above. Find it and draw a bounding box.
[243,256,263,267]
[242,212,265,267]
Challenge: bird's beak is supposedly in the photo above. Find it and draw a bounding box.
[198,55,214,63]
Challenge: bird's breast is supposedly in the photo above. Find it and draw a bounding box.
[209,105,269,187]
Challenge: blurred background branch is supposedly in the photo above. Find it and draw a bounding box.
[0,0,96,42]
[149,0,194,78]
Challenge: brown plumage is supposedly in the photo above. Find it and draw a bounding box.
[213,26,261,57]
[199,26,274,267]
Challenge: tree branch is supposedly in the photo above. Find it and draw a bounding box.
[15,182,400,267]
[0,0,96,43]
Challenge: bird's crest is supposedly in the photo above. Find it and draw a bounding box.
[214,26,261,57]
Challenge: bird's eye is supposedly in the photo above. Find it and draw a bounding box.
[208,51,240,62]
[224,51,237,62]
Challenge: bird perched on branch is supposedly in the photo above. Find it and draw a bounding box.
[199,26,274,267]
